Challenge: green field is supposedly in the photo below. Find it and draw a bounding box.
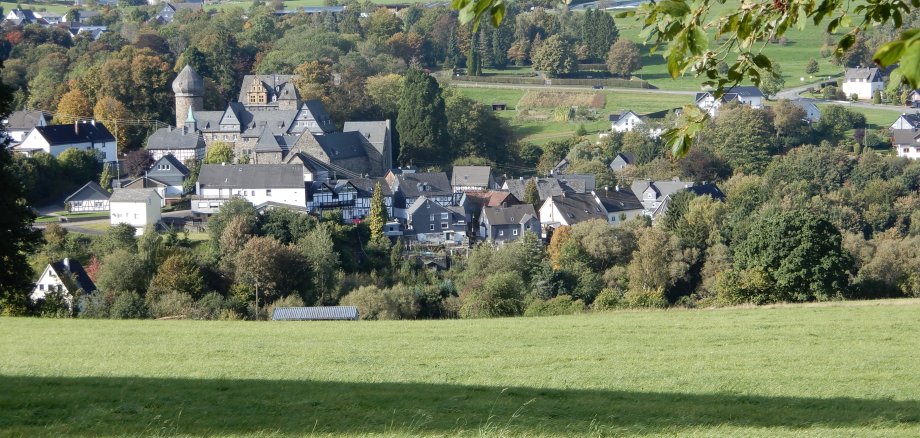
[812,103,904,129]
[3,300,920,436]
[1,1,71,14]
[34,211,110,223]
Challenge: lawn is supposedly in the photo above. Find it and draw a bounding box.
[813,103,905,129]
[2,1,71,14]
[205,0,430,10]
[2,300,920,436]
[34,211,110,223]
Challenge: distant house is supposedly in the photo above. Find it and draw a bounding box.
[593,187,644,225]
[69,25,107,41]
[193,164,306,215]
[349,177,393,219]
[451,165,495,193]
[631,178,725,219]
[550,158,569,175]
[387,171,453,220]
[503,176,585,202]
[405,196,466,244]
[459,190,519,229]
[109,188,162,234]
[146,109,205,162]
[64,181,110,213]
[273,6,347,15]
[790,100,821,122]
[271,306,359,321]
[284,152,335,183]
[610,110,643,133]
[31,258,96,307]
[539,192,607,232]
[842,67,884,100]
[15,121,117,162]
[893,129,920,160]
[479,204,539,244]
[3,8,46,26]
[907,90,920,108]
[342,120,394,173]
[308,180,358,219]
[609,152,636,171]
[2,110,49,145]
[695,86,764,117]
[148,155,190,196]
[155,2,203,24]
[891,113,920,130]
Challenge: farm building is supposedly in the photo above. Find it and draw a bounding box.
[271,306,359,321]
[64,181,110,213]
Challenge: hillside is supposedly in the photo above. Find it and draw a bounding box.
[2,300,919,436]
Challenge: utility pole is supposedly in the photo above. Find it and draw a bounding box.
[254,281,259,321]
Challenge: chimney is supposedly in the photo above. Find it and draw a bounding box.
[90,119,95,127]
[74,121,79,134]
[62,258,70,271]
[615,185,620,192]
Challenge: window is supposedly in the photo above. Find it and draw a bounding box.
[429,224,434,231]
[441,223,448,229]
[266,189,272,197]
[430,214,435,221]
[39,284,44,291]
[441,213,449,220]
[499,230,504,236]
[513,229,519,236]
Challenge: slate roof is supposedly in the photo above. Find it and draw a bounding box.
[396,172,452,198]
[152,154,190,175]
[4,110,49,131]
[897,113,920,129]
[146,126,204,150]
[110,188,161,203]
[271,306,359,321]
[696,86,764,103]
[686,183,726,200]
[504,177,570,201]
[548,192,606,223]
[237,74,298,104]
[594,187,643,212]
[34,122,115,146]
[343,121,389,145]
[348,177,392,197]
[892,129,920,146]
[49,258,96,293]
[198,164,304,189]
[64,181,110,203]
[451,165,492,187]
[844,67,882,82]
[482,204,537,226]
[315,132,367,159]
[557,174,595,192]
[172,64,204,95]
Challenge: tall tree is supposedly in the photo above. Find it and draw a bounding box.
[396,68,449,166]
[54,89,93,124]
[606,38,642,78]
[531,35,577,78]
[580,9,619,62]
[523,178,539,209]
[368,182,388,241]
[204,141,234,164]
[93,96,131,154]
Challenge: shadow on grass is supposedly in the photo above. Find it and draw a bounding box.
[2,376,919,435]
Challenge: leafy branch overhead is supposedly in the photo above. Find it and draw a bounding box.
[453,0,919,157]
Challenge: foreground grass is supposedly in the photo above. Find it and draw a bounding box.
[2,300,920,436]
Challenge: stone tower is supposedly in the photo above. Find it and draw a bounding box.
[172,64,203,127]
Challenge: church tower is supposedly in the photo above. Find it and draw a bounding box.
[172,64,204,127]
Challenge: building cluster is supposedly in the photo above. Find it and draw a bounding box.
[3,7,108,40]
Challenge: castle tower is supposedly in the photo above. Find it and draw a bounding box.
[172,64,204,127]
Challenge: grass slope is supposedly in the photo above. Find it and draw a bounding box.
[2,300,920,436]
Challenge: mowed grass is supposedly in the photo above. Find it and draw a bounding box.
[2,300,920,436]
[2,1,71,14]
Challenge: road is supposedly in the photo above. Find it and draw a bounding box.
[446,80,698,96]
[33,210,197,236]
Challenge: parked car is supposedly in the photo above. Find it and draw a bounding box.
[592,84,604,90]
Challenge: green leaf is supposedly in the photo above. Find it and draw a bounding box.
[489,2,505,28]
[898,41,920,89]
[752,54,772,70]
[657,0,691,16]
[687,26,709,56]
[873,40,904,67]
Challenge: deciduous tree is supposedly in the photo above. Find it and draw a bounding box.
[605,38,641,78]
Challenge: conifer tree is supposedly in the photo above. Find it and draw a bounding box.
[396,68,449,166]
[368,182,388,241]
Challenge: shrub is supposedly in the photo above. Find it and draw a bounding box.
[110,290,148,319]
[340,285,419,320]
[80,290,116,318]
[191,292,227,320]
[460,272,526,318]
[265,294,305,320]
[593,287,625,310]
[149,291,196,319]
[524,295,585,317]
[624,287,668,308]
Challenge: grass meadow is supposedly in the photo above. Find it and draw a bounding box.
[2,299,920,436]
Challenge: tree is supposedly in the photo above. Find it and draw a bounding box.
[606,38,642,78]
[758,63,785,98]
[460,271,526,318]
[621,129,662,165]
[207,197,257,251]
[0,82,40,314]
[581,9,619,62]
[96,249,148,294]
[204,141,234,164]
[396,68,449,166]
[702,103,776,174]
[297,226,339,304]
[235,236,312,305]
[816,105,866,145]
[99,162,113,192]
[292,60,334,102]
[523,178,539,209]
[626,226,697,300]
[93,96,130,154]
[54,89,92,124]
[58,148,101,186]
[123,149,152,177]
[368,182,388,241]
[805,58,820,75]
[147,252,206,303]
[93,223,137,255]
[365,74,404,120]
[531,35,577,78]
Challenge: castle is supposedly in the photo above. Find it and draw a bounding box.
[147,65,393,178]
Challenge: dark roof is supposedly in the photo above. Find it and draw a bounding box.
[724,86,764,98]
[315,132,367,159]
[844,67,882,82]
[64,181,110,203]
[481,204,537,226]
[892,129,920,146]
[549,192,606,223]
[49,258,96,293]
[35,122,115,146]
[897,113,920,129]
[110,188,161,202]
[152,154,190,175]
[594,187,643,212]
[396,172,452,198]
[198,164,304,189]
[348,177,392,197]
[271,306,358,321]
[557,174,595,192]
[504,177,570,201]
[147,126,204,150]
[451,166,492,187]
[172,64,204,95]
[4,110,49,131]
[686,183,726,200]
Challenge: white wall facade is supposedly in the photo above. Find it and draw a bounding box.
[891,116,920,130]
[842,79,883,100]
[150,148,203,162]
[30,265,72,304]
[612,113,643,133]
[17,128,117,162]
[897,145,920,160]
[110,197,161,234]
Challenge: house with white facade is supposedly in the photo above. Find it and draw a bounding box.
[538,192,607,235]
[2,110,49,145]
[790,100,822,122]
[479,204,539,244]
[631,178,725,219]
[193,164,306,215]
[15,120,117,162]
[695,86,764,117]
[893,129,920,160]
[386,171,453,220]
[451,166,495,193]
[146,109,206,162]
[610,110,642,133]
[31,258,96,307]
[109,188,162,234]
[891,113,920,130]
[593,187,645,225]
[64,181,110,213]
[841,67,884,100]
[907,90,920,108]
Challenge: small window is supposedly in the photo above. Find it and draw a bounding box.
[39,284,44,291]
[513,229,519,236]
[441,213,449,220]
[499,230,504,236]
[441,223,448,229]
[429,224,434,231]
[266,189,272,197]
[430,214,435,221]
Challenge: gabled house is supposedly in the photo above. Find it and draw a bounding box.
[503,177,584,203]
[109,188,162,235]
[405,196,466,244]
[842,67,884,100]
[451,165,495,193]
[15,120,117,162]
[31,258,96,307]
[907,90,920,108]
[284,152,335,182]
[65,181,110,213]
[479,204,539,244]
[631,178,725,219]
[146,154,190,198]
[349,177,394,219]
[146,108,205,162]
[891,113,920,130]
[593,187,644,225]
[343,120,394,173]
[307,180,359,220]
[193,164,306,215]
[388,171,453,220]
[695,86,764,117]
[3,8,46,26]
[609,152,636,171]
[120,176,170,206]
[155,2,202,24]
[893,129,920,160]
[2,110,49,145]
[539,192,607,233]
[610,110,643,133]
[790,100,822,122]
[550,158,569,175]
[459,190,520,230]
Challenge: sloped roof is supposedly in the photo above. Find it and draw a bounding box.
[172,64,203,95]
[110,188,161,203]
[198,164,304,189]
[396,172,452,198]
[237,74,297,104]
[348,177,392,197]
[504,177,570,201]
[482,204,537,226]
[65,181,110,203]
[549,192,606,224]
[343,121,389,145]
[5,110,49,131]
[845,67,881,82]
[609,110,639,123]
[594,187,643,212]
[558,174,595,192]
[49,258,96,293]
[35,122,114,146]
[146,126,204,150]
[152,154,190,175]
[451,165,492,187]
[463,190,518,208]
[271,306,358,321]
[315,132,367,159]
[897,113,920,129]
[892,129,920,146]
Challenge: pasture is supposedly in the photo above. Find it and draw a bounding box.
[2,299,920,436]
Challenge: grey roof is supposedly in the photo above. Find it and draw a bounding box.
[343,121,389,145]
[548,192,606,224]
[845,67,882,82]
[897,113,920,129]
[35,122,114,146]
[609,110,639,123]
[504,177,570,201]
[482,204,537,226]
[631,179,696,201]
[271,306,358,321]
[348,177,392,197]
[315,132,367,159]
[696,86,764,103]
[255,129,284,152]
[65,181,110,203]
[152,154,190,175]
[396,172,452,198]
[5,110,49,131]
[172,64,203,95]
[594,187,643,212]
[892,129,920,146]
[451,166,492,187]
[109,188,161,203]
[557,174,595,192]
[198,164,304,189]
[146,126,204,150]
[49,259,96,293]
[237,74,298,105]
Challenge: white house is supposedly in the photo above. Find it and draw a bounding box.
[893,129,920,160]
[109,188,162,234]
[695,86,764,117]
[841,67,884,100]
[15,120,117,162]
[538,192,607,236]
[891,113,920,130]
[193,164,306,215]
[31,258,96,307]
[790,100,822,122]
[610,110,643,133]
[64,181,110,213]
[2,110,49,145]
[451,165,495,193]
